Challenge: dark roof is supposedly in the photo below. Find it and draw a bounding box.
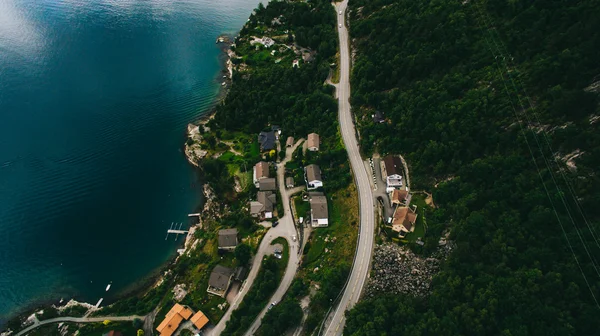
[271,125,281,131]
[383,156,403,176]
[259,178,277,191]
[373,110,384,123]
[208,265,234,290]
[258,131,276,151]
[218,229,238,248]
[234,266,248,280]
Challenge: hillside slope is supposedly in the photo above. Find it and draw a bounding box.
[346,0,600,335]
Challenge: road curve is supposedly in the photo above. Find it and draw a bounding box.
[243,140,304,336]
[323,1,375,335]
[15,315,144,336]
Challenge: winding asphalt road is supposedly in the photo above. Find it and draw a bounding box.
[323,1,375,335]
[207,140,303,336]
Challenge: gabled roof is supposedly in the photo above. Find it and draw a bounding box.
[383,155,403,176]
[218,228,238,248]
[250,201,264,215]
[310,195,328,219]
[307,133,320,149]
[259,178,277,191]
[306,164,322,182]
[255,161,270,179]
[208,265,234,290]
[190,311,209,330]
[391,189,409,204]
[285,177,294,187]
[286,136,295,147]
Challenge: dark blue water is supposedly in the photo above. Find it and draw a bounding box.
[0,0,259,320]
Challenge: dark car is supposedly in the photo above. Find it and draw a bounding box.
[272,221,279,227]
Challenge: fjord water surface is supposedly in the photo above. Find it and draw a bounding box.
[0,0,259,320]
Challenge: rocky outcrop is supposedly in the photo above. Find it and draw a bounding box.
[365,243,453,298]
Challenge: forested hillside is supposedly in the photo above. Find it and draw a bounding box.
[346,0,600,335]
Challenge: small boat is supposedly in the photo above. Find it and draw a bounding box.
[105,282,112,291]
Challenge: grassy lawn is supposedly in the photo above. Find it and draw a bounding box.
[293,196,310,220]
[271,237,290,279]
[301,183,359,279]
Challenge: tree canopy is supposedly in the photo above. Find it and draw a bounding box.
[345,0,600,335]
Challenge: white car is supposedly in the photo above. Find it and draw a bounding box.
[339,11,342,15]
[292,235,297,242]
[339,24,342,28]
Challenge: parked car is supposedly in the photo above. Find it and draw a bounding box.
[272,221,279,227]
[269,301,278,310]
[292,235,297,242]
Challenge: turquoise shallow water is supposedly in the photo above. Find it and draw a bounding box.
[0,0,259,321]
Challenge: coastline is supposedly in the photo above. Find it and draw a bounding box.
[1,34,235,334]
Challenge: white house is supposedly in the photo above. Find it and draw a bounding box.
[309,193,329,227]
[253,161,270,188]
[305,164,323,190]
[382,155,403,192]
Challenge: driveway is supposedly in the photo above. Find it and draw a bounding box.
[206,139,304,336]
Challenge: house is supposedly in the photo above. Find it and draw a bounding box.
[207,265,235,297]
[250,191,277,219]
[259,177,277,191]
[234,266,248,281]
[271,125,282,136]
[218,228,238,251]
[286,136,295,147]
[305,164,323,190]
[286,177,294,188]
[156,303,194,336]
[258,131,276,152]
[391,189,410,207]
[391,206,417,234]
[382,155,403,192]
[292,59,300,68]
[307,133,320,151]
[261,36,275,48]
[372,110,385,124]
[309,192,329,227]
[253,161,270,187]
[190,311,209,330]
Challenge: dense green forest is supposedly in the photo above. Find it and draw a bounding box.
[346,0,600,335]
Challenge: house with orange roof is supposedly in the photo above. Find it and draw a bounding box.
[191,310,210,330]
[156,303,194,336]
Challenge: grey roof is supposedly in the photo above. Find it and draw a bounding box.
[306,164,322,182]
[373,110,384,123]
[258,131,276,151]
[286,177,294,187]
[310,195,328,220]
[208,265,234,290]
[234,266,248,280]
[218,228,238,248]
[257,191,276,212]
[259,178,277,191]
[250,201,264,215]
